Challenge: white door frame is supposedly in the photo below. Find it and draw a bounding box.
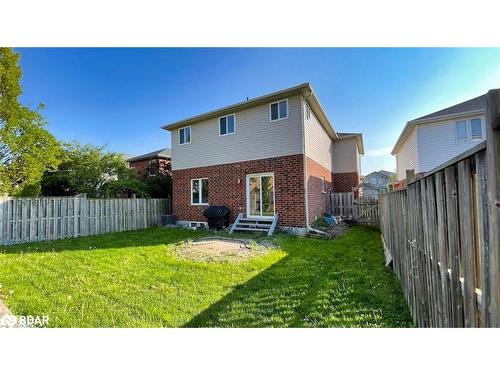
[245,172,276,219]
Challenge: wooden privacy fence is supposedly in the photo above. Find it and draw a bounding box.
[327,192,355,217]
[379,88,500,327]
[327,192,379,225]
[0,196,171,245]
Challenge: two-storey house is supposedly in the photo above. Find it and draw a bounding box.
[162,83,363,235]
[392,93,487,183]
[127,148,171,179]
[358,170,396,198]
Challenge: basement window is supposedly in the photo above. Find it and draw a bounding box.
[191,178,209,205]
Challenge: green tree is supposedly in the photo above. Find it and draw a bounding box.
[0,48,62,195]
[101,179,150,198]
[41,142,137,198]
[143,162,172,198]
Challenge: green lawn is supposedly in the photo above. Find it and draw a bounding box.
[0,226,413,327]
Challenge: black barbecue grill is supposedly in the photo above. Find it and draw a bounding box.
[203,206,231,230]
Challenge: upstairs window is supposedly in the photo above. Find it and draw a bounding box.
[191,178,208,205]
[321,177,326,193]
[471,118,482,140]
[179,126,191,145]
[270,99,288,121]
[219,114,236,136]
[455,120,467,143]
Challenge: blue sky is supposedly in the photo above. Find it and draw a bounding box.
[16,48,500,174]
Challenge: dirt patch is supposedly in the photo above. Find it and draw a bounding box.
[174,237,275,262]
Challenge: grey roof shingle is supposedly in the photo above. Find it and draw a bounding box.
[126,148,171,162]
[412,94,487,122]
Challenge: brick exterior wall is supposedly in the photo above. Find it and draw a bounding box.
[172,154,306,228]
[305,157,332,224]
[129,157,171,179]
[332,172,360,194]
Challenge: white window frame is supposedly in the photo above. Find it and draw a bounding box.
[269,99,289,122]
[245,172,276,219]
[191,178,209,206]
[321,176,326,193]
[179,126,191,145]
[219,113,236,136]
[455,118,484,143]
[470,118,483,140]
[455,120,468,143]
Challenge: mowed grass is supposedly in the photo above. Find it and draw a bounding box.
[0,226,413,327]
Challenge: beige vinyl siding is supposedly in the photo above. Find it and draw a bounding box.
[332,137,359,173]
[396,127,418,180]
[303,100,334,171]
[171,95,303,170]
[417,114,486,172]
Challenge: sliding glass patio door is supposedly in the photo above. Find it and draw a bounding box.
[246,173,275,218]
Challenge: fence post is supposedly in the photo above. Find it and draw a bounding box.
[79,193,88,237]
[486,89,500,326]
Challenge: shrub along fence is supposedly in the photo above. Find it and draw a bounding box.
[380,89,500,327]
[0,196,171,245]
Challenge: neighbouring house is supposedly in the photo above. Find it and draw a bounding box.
[127,148,171,179]
[162,83,364,235]
[392,93,487,186]
[355,170,396,198]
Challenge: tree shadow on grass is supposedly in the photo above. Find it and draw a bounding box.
[185,227,413,328]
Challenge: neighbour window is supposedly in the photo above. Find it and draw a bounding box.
[191,178,208,205]
[321,177,326,193]
[179,126,191,145]
[305,102,311,120]
[471,118,482,140]
[455,120,467,142]
[270,99,288,121]
[219,114,236,136]
[148,159,158,177]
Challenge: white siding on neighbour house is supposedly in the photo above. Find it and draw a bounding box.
[416,114,486,172]
[303,99,334,170]
[332,137,359,173]
[396,127,418,180]
[171,95,303,170]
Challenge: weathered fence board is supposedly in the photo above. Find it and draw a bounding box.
[327,192,356,217]
[0,196,171,246]
[381,87,500,328]
[327,193,380,226]
[380,142,499,327]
